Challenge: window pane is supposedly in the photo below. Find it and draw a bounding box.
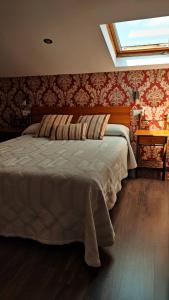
[114,16,169,49]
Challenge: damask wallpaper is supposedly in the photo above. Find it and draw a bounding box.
[0,68,169,165]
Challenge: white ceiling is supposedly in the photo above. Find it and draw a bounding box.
[0,0,169,77]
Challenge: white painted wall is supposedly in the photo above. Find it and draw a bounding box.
[0,0,169,77]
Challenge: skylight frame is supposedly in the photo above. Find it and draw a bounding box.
[108,20,169,57]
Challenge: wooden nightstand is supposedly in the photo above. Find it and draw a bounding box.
[135,129,169,181]
[0,128,23,142]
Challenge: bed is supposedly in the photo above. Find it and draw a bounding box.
[0,106,137,267]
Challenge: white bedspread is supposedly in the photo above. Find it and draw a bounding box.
[0,135,136,266]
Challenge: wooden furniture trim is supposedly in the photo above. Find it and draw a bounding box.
[31,106,131,128]
[135,129,169,181]
[135,129,169,137]
[0,128,23,133]
[0,128,23,142]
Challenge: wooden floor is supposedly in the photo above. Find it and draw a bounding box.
[0,170,169,300]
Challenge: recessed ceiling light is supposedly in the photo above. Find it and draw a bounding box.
[43,38,53,44]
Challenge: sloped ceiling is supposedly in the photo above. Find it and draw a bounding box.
[0,0,169,77]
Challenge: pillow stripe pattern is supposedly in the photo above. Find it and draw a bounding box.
[36,114,73,137]
[50,123,87,140]
[78,114,110,139]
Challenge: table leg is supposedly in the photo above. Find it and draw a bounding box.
[162,137,167,181]
[136,136,140,178]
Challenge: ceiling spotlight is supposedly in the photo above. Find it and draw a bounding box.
[43,38,53,44]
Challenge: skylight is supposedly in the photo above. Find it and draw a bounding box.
[110,16,169,55]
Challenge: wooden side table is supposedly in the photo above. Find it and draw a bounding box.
[135,129,169,181]
[0,128,23,142]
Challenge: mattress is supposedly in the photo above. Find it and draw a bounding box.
[0,133,136,266]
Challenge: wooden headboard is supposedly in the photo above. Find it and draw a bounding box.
[31,106,131,127]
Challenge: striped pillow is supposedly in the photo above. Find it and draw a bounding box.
[77,114,110,139]
[36,114,73,137]
[50,123,87,140]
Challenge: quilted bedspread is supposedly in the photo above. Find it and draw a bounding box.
[0,135,136,266]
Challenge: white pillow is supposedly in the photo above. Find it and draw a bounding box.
[22,123,40,135]
[104,124,129,137]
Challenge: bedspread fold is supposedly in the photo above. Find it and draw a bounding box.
[0,135,136,266]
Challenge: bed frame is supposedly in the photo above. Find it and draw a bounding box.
[31,106,131,127]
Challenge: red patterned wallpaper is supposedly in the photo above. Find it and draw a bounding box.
[0,69,169,165]
[0,69,169,126]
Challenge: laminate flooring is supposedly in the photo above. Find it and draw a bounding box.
[0,171,168,300]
